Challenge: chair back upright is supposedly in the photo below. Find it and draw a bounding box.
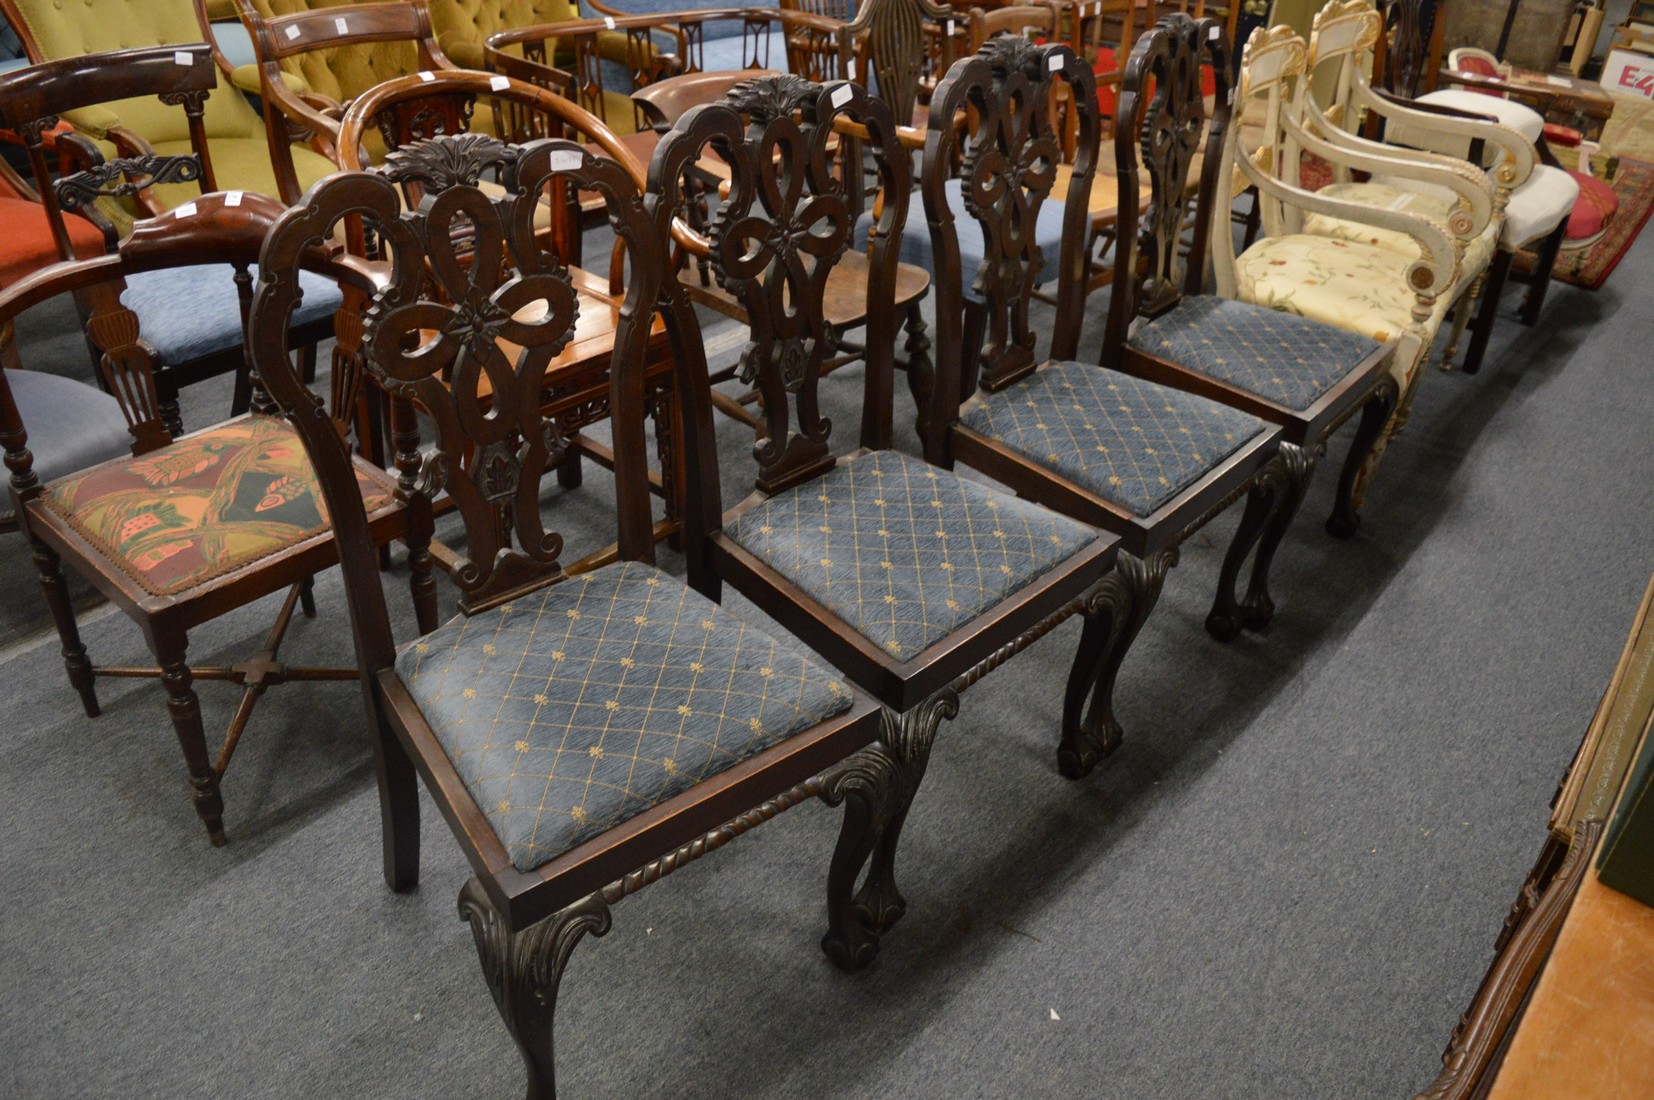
[0,44,221,259]
[252,133,679,657]
[837,0,956,128]
[650,74,908,583]
[1103,12,1231,356]
[920,36,1096,454]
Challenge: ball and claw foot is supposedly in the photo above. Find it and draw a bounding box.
[1057,717,1123,780]
[1325,510,1360,540]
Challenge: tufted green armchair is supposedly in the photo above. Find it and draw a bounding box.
[425,0,579,70]
[0,0,335,225]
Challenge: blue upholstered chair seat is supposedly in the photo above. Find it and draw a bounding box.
[724,449,1099,659]
[1126,295,1383,411]
[396,561,853,872]
[7,369,130,490]
[958,361,1270,517]
[120,264,343,366]
[855,177,1067,298]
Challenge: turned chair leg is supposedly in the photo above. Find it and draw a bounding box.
[904,301,935,443]
[1520,221,1567,326]
[459,879,612,1100]
[28,532,99,717]
[1327,377,1400,539]
[555,448,583,491]
[1238,444,1318,633]
[1463,250,1514,376]
[152,630,227,845]
[1440,273,1484,370]
[404,499,440,636]
[818,691,958,973]
[1058,549,1176,780]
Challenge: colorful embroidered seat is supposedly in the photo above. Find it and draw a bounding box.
[957,364,1267,517]
[397,561,854,871]
[724,449,1097,659]
[44,415,393,597]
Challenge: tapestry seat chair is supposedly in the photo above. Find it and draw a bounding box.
[1282,1,1521,378]
[0,0,337,217]
[655,74,1121,972]
[333,70,684,547]
[0,184,439,846]
[0,30,342,434]
[1212,23,1462,510]
[916,27,1299,785]
[250,130,883,1099]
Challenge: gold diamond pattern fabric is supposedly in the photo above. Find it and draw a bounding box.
[959,361,1269,517]
[724,449,1100,659]
[396,561,853,873]
[1127,295,1383,411]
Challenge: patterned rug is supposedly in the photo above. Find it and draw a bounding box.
[1514,157,1654,290]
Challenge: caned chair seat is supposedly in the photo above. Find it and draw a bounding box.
[724,449,1098,659]
[858,177,1068,295]
[957,361,1269,517]
[1233,233,1450,348]
[42,414,392,597]
[120,264,344,366]
[395,560,856,872]
[1126,295,1384,411]
[1302,180,1497,271]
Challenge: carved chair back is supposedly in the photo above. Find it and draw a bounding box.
[835,0,957,127]
[0,45,220,260]
[252,134,684,660]
[1101,12,1231,356]
[1304,0,1382,139]
[784,0,856,20]
[921,36,1097,433]
[650,74,907,523]
[1224,23,1308,238]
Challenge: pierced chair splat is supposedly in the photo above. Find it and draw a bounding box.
[249,132,882,1100]
[654,73,1119,972]
[919,27,1288,780]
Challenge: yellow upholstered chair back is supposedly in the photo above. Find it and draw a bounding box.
[239,0,424,103]
[424,0,580,69]
[0,0,263,141]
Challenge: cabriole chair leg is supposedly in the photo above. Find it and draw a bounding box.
[459,879,612,1100]
[1327,377,1400,540]
[1239,443,1319,632]
[1058,549,1176,780]
[1206,455,1289,641]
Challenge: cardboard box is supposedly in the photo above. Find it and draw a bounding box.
[1604,48,1654,99]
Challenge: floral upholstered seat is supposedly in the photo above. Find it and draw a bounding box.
[43,415,392,597]
[396,561,854,872]
[1127,295,1384,411]
[1302,180,1497,270]
[724,449,1099,659]
[958,362,1269,517]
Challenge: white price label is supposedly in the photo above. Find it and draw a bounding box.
[550,149,583,171]
[1208,25,1221,40]
[604,15,616,29]
[1048,53,1063,71]
[225,191,244,207]
[846,57,857,80]
[335,16,348,34]
[830,83,853,108]
[945,20,954,35]
[173,50,193,67]
[490,75,510,92]
[419,70,436,82]
[284,24,301,40]
[175,201,198,219]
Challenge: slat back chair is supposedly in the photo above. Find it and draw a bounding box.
[0,45,341,433]
[920,28,1293,778]
[249,131,880,1098]
[654,73,1117,971]
[336,70,686,551]
[235,0,459,203]
[0,188,437,847]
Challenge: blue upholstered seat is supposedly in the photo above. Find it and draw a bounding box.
[959,361,1270,517]
[724,449,1099,659]
[1126,295,1383,411]
[2,370,130,516]
[855,178,1068,299]
[397,561,853,872]
[120,264,343,366]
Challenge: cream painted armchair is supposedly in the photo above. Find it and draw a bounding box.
[1214,24,1460,507]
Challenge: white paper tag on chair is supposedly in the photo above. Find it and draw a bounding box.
[1209,25,1221,40]
[419,71,435,82]
[831,83,853,108]
[174,50,193,67]
[847,57,857,80]
[226,191,244,207]
[335,16,348,34]
[550,149,583,171]
[1048,53,1063,71]
[490,75,510,92]
[284,24,301,40]
[945,20,954,36]
[175,201,198,219]
[604,16,616,29]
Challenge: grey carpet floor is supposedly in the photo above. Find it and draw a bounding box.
[1,226,1651,1099]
